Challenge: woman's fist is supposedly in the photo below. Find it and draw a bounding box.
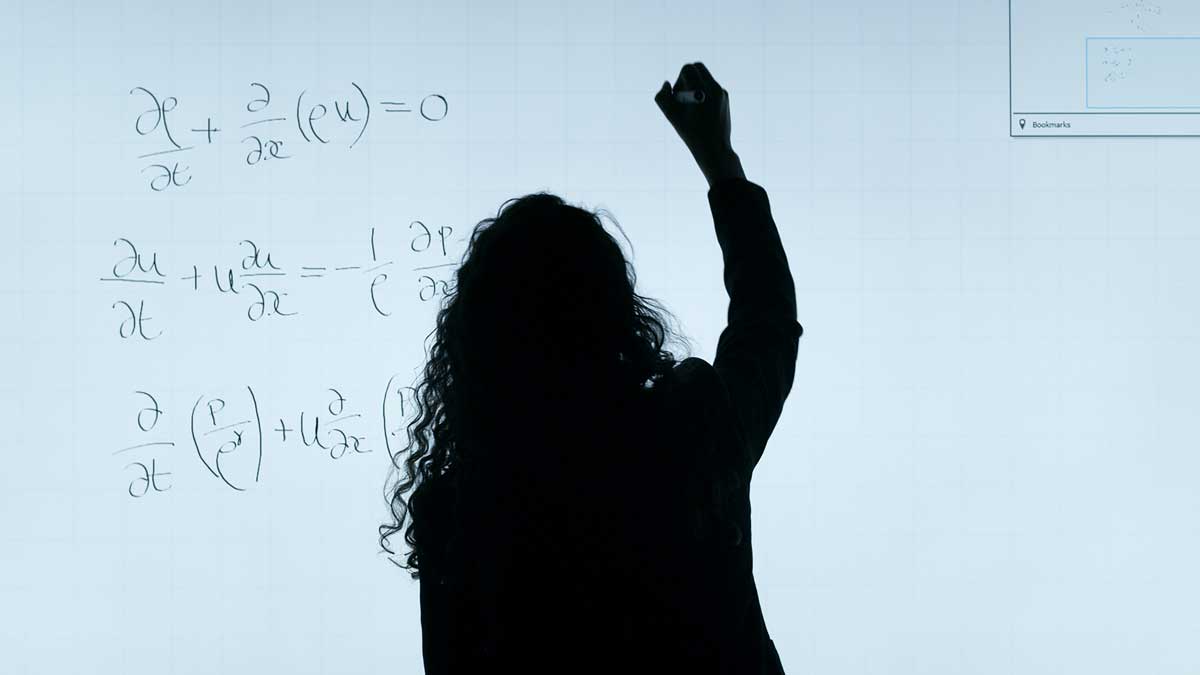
[655,62,743,187]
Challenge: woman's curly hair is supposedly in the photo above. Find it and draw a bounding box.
[379,191,745,581]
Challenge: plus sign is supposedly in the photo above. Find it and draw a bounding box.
[275,419,294,442]
[190,117,221,143]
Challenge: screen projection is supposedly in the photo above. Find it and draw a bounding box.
[3,1,1200,674]
[1011,0,1200,135]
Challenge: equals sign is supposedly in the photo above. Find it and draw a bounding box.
[300,266,327,278]
[380,101,410,113]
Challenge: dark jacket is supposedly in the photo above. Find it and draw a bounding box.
[419,177,801,674]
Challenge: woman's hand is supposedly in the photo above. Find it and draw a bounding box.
[655,62,745,187]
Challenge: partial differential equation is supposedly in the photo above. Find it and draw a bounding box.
[112,375,418,497]
[131,81,449,191]
[100,220,460,339]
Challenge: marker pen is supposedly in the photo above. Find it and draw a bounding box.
[674,89,706,104]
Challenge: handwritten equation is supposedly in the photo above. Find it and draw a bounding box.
[1112,0,1162,33]
[114,375,416,497]
[101,221,459,338]
[131,81,449,191]
[1100,44,1135,83]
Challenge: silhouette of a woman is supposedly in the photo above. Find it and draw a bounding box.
[381,62,801,675]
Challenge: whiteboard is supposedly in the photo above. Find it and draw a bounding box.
[3,1,1199,674]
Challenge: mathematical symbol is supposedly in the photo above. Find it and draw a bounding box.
[241,117,287,128]
[380,100,410,112]
[364,260,393,274]
[190,117,222,143]
[137,146,195,159]
[275,419,294,442]
[182,265,200,290]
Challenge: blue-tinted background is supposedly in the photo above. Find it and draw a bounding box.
[2,1,1199,673]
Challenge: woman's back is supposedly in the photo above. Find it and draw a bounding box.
[421,351,787,674]
[411,63,799,674]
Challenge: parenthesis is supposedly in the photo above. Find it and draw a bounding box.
[296,89,311,143]
[192,395,219,478]
[382,374,397,457]
[350,81,369,149]
[248,385,263,482]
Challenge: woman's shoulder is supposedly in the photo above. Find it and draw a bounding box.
[649,357,714,402]
[656,358,731,432]
[652,357,752,482]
